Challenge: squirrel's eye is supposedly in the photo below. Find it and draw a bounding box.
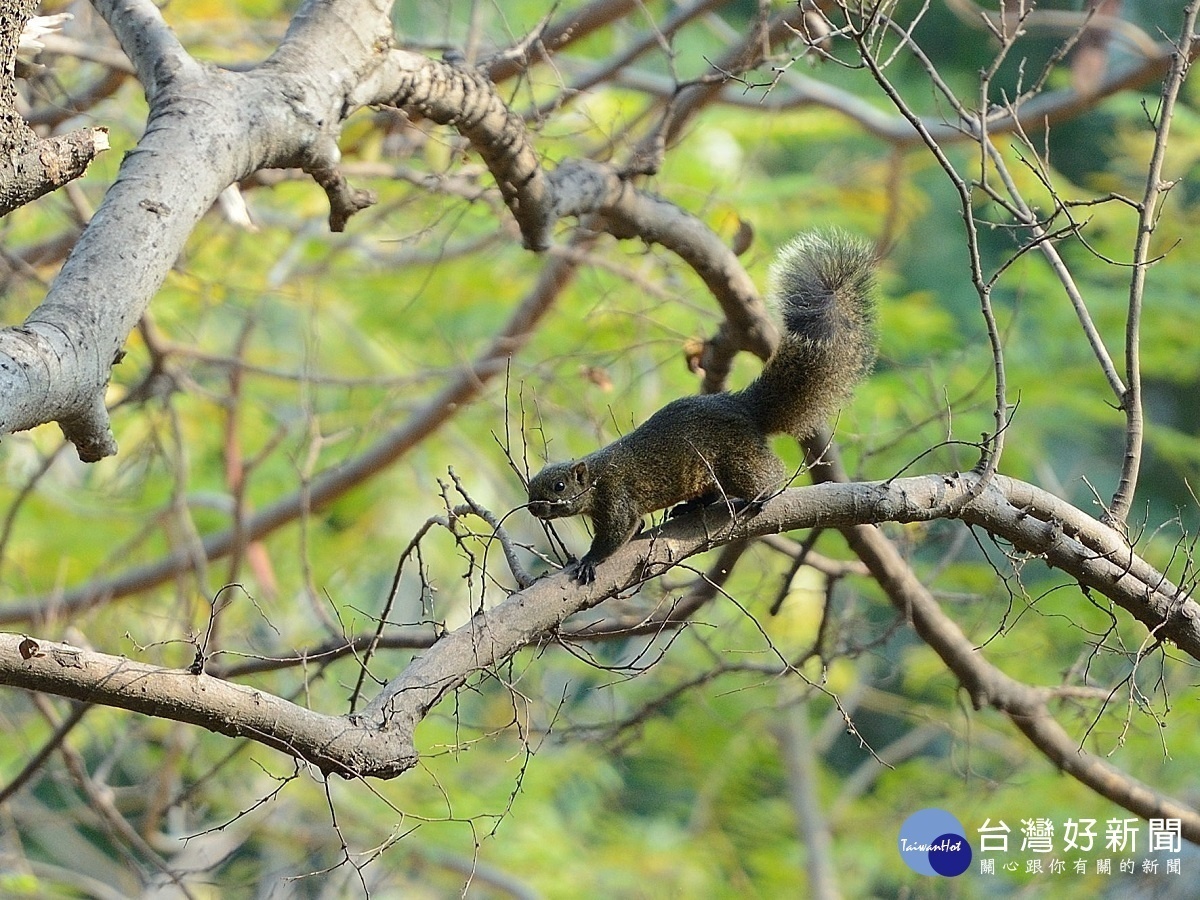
[552,480,566,493]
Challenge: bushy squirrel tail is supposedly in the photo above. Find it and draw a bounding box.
[740,230,878,439]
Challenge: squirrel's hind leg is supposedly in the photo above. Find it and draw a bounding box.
[713,449,787,511]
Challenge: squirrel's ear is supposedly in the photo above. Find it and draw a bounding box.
[571,460,589,483]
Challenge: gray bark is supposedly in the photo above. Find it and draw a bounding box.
[0,5,109,217]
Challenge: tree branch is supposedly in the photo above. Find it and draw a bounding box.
[1108,2,1200,526]
[609,31,1200,149]
[0,128,110,217]
[0,632,416,778]
[841,520,1200,843]
[0,5,110,216]
[0,238,590,624]
[359,470,1200,746]
[0,0,399,458]
[91,0,195,101]
[6,468,1195,836]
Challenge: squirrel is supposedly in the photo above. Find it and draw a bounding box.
[526,230,878,584]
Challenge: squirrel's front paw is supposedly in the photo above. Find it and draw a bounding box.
[571,559,597,584]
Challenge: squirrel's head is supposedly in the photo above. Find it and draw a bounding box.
[527,459,592,518]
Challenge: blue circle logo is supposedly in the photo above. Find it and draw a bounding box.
[898,808,972,877]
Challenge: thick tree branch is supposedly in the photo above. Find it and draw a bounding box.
[2,0,800,464]
[2,0,778,459]
[0,0,397,458]
[0,60,263,459]
[842,521,1200,843]
[0,633,415,778]
[10,448,1198,656]
[358,470,1199,779]
[0,129,110,216]
[806,441,1200,840]
[0,1,38,153]
[369,51,553,249]
[4,467,1196,838]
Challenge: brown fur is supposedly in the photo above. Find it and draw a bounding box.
[527,231,877,583]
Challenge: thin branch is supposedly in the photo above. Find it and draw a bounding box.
[205,628,438,680]
[0,240,590,624]
[772,699,840,900]
[1108,1,1200,526]
[527,0,730,121]
[606,26,1199,149]
[848,3,1007,494]
[0,701,90,805]
[485,0,642,83]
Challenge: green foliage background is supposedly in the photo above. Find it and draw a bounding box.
[2,0,1199,896]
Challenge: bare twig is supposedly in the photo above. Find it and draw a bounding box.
[1108,2,1200,527]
